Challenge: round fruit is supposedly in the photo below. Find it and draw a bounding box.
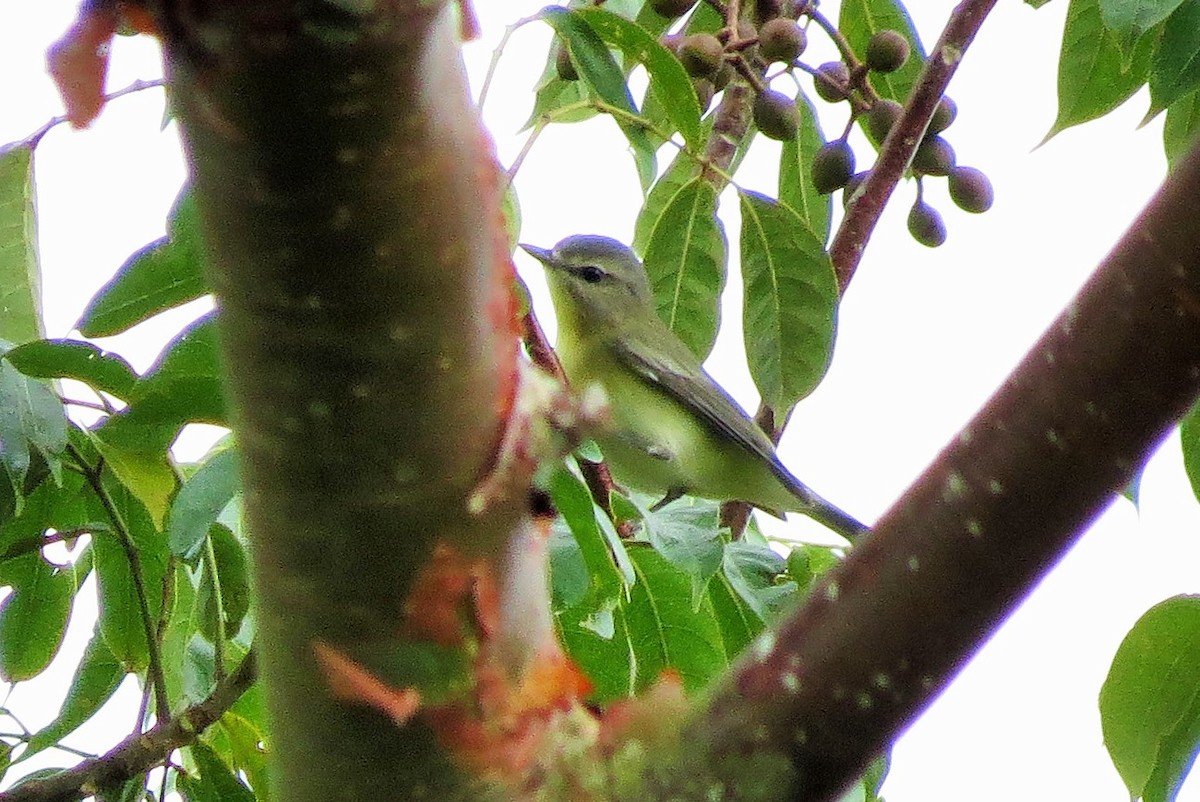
[712,60,734,90]
[756,0,783,21]
[842,171,870,207]
[814,61,851,102]
[680,33,724,80]
[649,0,697,19]
[911,135,956,176]
[865,30,910,74]
[907,201,947,247]
[928,96,957,135]
[556,42,578,81]
[865,98,903,142]
[754,89,800,141]
[660,33,684,57]
[693,79,716,112]
[948,166,994,213]
[759,18,807,64]
[811,139,856,194]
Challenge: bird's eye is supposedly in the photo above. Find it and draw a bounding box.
[579,265,605,284]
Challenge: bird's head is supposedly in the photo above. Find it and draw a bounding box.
[521,235,654,328]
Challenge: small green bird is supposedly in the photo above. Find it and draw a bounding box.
[521,235,866,538]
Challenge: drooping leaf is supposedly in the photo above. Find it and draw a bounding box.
[0,145,41,346]
[706,570,762,661]
[1179,400,1200,503]
[738,191,838,412]
[20,627,124,760]
[633,147,698,257]
[5,339,138,400]
[1100,595,1200,802]
[644,178,727,360]
[168,448,240,559]
[1164,89,1200,167]
[722,540,797,621]
[179,741,256,802]
[217,712,270,799]
[0,554,74,681]
[1046,0,1157,139]
[838,0,926,104]
[641,499,725,608]
[1148,0,1200,115]
[89,432,177,532]
[575,6,702,148]
[779,91,833,244]
[539,6,658,189]
[0,352,68,499]
[546,463,628,613]
[1099,0,1185,60]
[197,523,251,642]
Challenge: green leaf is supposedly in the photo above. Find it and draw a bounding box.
[0,145,41,346]
[1164,89,1200,167]
[501,183,522,252]
[1100,595,1200,802]
[1149,0,1200,114]
[0,354,68,498]
[1099,0,1185,58]
[1046,0,1157,139]
[161,562,199,709]
[5,339,138,400]
[20,627,123,760]
[632,147,697,256]
[779,92,833,244]
[641,499,724,609]
[77,186,209,337]
[623,544,728,693]
[1179,399,1200,503]
[549,522,591,612]
[91,478,169,672]
[168,448,240,559]
[557,596,635,702]
[179,741,256,802]
[217,712,269,799]
[575,6,702,148]
[644,178,727,360]
[838,0,927,104]
[722,540,797,620]
[546,463,627,612]
[0,554,74,681]
[706,568,762,660]
[90,433,177,532]
[539,6,658,190]
[197,523,251,642]
[737,191,838,412]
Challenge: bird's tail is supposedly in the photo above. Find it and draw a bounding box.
[795,484,870,541]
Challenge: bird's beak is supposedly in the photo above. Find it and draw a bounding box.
[519,243,556,266]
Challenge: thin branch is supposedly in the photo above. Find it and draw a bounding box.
[0,653,257,802]
[829,0,998,291]
[66,445,170,726]
[12,79,166,151]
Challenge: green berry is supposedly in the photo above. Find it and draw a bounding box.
[866,30,910,74]
[907,201,946,247]
[911,135,956,176]
[865,98,903,142]
[811,139,856,194]
[948,166,994,213]
[680,33,724,80]
[649,0,697,19]
[759,18,807,64]
[814,61,850,102]
[928,96,957,135]
[754,89,800,141]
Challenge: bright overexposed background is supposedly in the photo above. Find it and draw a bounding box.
[2,2,1198,800]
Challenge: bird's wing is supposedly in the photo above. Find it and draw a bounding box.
[609,325,792,483]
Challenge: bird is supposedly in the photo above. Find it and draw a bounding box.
[520,235,867,539]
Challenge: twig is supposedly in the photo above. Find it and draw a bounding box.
[829,0,999,291]
[0,653,257,802]
[12,79,167,151]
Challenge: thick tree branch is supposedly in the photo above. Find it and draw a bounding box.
[693,139,1200,802]
[0,653,257,802]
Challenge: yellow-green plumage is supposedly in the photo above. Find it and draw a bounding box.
[522,235,865,537]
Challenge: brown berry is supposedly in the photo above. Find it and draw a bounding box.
[928,96,957,135]
[649,0,697,19]
[753,89,800,141]
[911,135,956,176]
[660,33,684,58]
[948,166,994,213]
[811,139,856,194]
[693,79,716,112]
[556,41,578,81]
[865,30,910,74]
[865,98,903,142]
[907,200,946,247]
[756,0,783,21]
[814,61,851,102]
[713,60,735,91]
[759,18,807,64]
[680,34,724,80]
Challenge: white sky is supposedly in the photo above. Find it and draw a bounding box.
[2,1,1199,800]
